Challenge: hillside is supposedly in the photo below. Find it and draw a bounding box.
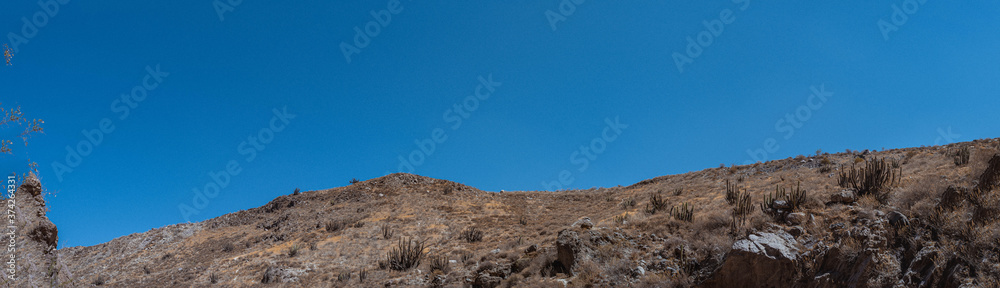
[7,138,1000,287]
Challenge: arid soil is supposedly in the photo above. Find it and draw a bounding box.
[5,138,1000,287]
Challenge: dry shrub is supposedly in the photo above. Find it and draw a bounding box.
[575,259,602,284]
[637,272,687,287]
[619,197,636,209]
[456,249,475,265]
[938,185,967,211]
[605,259,640,284]
[515,277,570,288]
[910,198,939,227]
[503,274,524,288]
[891,175,946,215]
[696,206,730,232]
[936,207,972,238]
[92,275,107,286]
[594,241,625,263]
[632,213,676,236]
[857,194,882,210]
[612,213,630,225]
[325,220,345,233]
[747,212,770,232]
[968,188,999,224]
[838,235,865,261]
[286,243,301,257]
[461,227,484,242]
[688,231,732,266]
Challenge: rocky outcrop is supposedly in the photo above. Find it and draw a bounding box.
[0,173,66,288]
[899,246,939,287]
[556,229,583,274]
[700,231,802,287]
[572,217,594,230]
[810,246,877,287]
[472,261,512,288]
[260,265,300,284]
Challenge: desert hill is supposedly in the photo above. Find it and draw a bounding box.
[6,138,1000,287]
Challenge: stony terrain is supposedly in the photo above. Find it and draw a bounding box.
[5,138,1000,287]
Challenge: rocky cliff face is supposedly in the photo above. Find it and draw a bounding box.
[0,173,65,288]
[8,139,1000,287]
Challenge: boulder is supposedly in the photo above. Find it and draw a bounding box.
[573,217,594,230]
[772,200,791,210]
[556,229,582,274]
[830,190,857,204]
[524,244,538,253]
[887,211,909,228]
[0,173,63,286]
[700,230,802,287]
[787,212,807,225]
[809,245,891,287]
[939,186,966,209]
[473,261,511,288]
[901,246,939,286]
[787,226,805,237]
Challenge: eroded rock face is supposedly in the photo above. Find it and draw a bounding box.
[0,173,65,288]
[556,229,582,274]
[700,231,801,287]
[900,246,939,286]
[473,261,512,288]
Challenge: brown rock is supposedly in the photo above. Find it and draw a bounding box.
[787,212,807,225]
[887,211,909,228]
[810,246,878,287]
[573,217,594,230]
[830,190,857,204]
[2,173,62,286]
[700,231,802,287]
[260,266,298,284]
[901,246,939,286]
[556,229,582,274]
[473,261,511,288]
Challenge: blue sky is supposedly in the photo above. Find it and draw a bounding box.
[1,1,998,247]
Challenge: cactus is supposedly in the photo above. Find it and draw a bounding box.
[645,192,669,214]
[838,157,900,199]
[760,182,806,221]
[725,179,739,205]
[954,146,971,166]
[379,238,426,271]
[670,203,693,222]
[732,189,754,227]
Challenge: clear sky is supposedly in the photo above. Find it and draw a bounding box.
[1,1,998,247]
